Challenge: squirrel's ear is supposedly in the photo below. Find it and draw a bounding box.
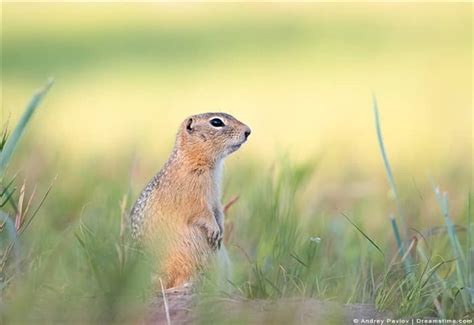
[186,118,194,133]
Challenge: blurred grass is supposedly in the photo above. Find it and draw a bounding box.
[3,148,472,322]
[0,2,472,323]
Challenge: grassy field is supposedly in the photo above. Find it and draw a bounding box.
[1,3,472,323]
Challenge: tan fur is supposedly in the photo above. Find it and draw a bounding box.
[130,113,250,288]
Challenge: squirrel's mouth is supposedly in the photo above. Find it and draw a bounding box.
[228,139,247,153]
[229,143,242,151]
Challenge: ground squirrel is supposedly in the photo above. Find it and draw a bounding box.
[130,112,251,288]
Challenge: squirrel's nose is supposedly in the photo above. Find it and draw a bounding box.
[244,127,251,139]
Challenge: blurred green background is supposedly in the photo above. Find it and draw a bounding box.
[2,2,472,222]
[1,3,472,322]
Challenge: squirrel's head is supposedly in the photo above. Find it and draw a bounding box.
[177,112,251,165]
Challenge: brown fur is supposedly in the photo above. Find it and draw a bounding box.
[130,113,250,288]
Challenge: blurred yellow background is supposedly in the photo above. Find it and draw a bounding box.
[1,3,472,185]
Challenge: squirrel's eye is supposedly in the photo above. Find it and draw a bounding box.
[210,118,225,127]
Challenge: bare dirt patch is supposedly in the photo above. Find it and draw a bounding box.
[145,285,389,324]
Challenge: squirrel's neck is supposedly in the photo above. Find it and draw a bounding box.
[166,132,225,201]
[174,134,221,170]
[160,147,223,203]
[168,145,223,182]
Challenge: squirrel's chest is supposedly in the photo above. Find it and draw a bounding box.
[150,169,221,215]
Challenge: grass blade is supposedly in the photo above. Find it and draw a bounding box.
[390,215,404,256]
[468,192,473,303]
[432,184,469,311]
[372,96,406,235]
[342,213,384,257]
[372,96,414,277]
[0,211,20,275]
[0,78,54,176]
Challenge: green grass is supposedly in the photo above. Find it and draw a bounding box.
[0,83,472,323]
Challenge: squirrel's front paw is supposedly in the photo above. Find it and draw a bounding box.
[199,222,222,250]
